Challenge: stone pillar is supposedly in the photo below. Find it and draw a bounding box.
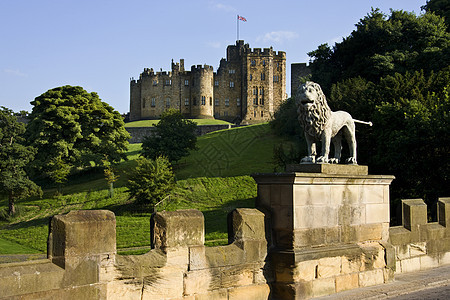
[253,164,395,299]
[48,210,116,292]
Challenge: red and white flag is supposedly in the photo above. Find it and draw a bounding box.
[238,15,247,22]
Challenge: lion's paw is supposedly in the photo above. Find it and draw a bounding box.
[300,156,315,164]
[329,158,339,164]
[316,156,329,164]
[346,157,357,165]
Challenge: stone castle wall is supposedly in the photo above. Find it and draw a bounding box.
[129,41,287,124]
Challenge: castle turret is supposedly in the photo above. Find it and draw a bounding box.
[190,64,214,119]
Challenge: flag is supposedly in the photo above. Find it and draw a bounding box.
[238,15,247,22]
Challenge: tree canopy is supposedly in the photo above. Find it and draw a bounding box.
[141,109,197,163]
[25,86,130,183]
[0,107,42,215]
[308,8,450,94]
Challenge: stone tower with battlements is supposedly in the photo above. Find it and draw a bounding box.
[129,41,286,123]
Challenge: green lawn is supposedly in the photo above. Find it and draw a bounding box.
[0,238,41,254]
[0,123,286,255]
[125,119,232,127]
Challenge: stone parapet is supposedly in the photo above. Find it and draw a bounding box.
[389,198,450,274]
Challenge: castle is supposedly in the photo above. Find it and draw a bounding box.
[129,40,286,123]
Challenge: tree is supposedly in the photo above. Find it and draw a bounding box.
[141,109,197,163]
[422,0,450,31]
[103,156,120,198]
[25,86,130,184]
[308,8,450,94]
[0,107,42,216]
[127,156,175,209]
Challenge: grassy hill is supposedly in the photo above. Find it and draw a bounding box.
[0,123,288,254]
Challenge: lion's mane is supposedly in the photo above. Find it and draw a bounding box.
[296,81,332,140]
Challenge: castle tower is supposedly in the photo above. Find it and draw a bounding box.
[190,65,214,119]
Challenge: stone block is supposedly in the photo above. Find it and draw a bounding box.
[358,269,384,287]
[228,284,270,300]
[294,205,338,228]
[336,273,359,292]
[402,199,428,230]
[257,185,271,208]
[272,205,293,231]
[341,224,360,243]
[438,197,450,227]
[400,257,421,273]
[360,184,385,204]
[293,259,318,282]
[229,208,265,242]
[420,255,439,270]
[326,226,341,244]
[341,255,362,274]
[271,281,313,300]
[317,256,341,278]
[365,203,389,224]
[220,265,254,288]
[205,244,244,268]
[166,247,189,267]
[50,210,116,268]
[152,209,204,250]
[331,184,359,207]
[410,242,427,257]
[184,269,212,295]
[243,240,267,263]
[287,163,368,175]
[189,246,207,271]
[389,226,411,245]
[359,223,384,242]
[195,289,228,300]
[294,228,326,247]
[312,277,336,297]
[142,267,184,299]
[440,252,450,264]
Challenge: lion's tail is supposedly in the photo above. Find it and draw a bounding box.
[353,119,373,126]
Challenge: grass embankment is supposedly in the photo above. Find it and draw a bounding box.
[125,119,232,127]
[0,123,285,254]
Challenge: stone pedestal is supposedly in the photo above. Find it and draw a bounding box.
[253,165,395,299]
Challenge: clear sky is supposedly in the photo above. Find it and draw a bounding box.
[1,0,426,114]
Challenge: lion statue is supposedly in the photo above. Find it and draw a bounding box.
[295,81,372,165]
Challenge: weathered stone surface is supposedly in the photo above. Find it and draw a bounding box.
[438,197,450,227]
[336,273,359,292]
[286,164,368,175]
[312,277,336,297]
[402,199,428,230]
[228,284,270,300]
[152,209,204,250]
[194,289,228,300]
[317,256,341,278]
[400,257,421,273]
[184,269,212,295]
[358,269,384,287]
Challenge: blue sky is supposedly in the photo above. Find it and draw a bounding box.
[1,0,426,114]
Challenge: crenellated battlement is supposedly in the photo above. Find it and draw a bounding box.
[190,64,214,72]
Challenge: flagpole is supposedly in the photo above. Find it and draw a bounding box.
[237,15,239,41]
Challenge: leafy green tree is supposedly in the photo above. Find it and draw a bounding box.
[422,0,450,31]
[103,156,119,198]
[308,8,450,94]
[141,109,197,163]
[127,156,175,209]
[25,86,130,184]
[0,107,42,216]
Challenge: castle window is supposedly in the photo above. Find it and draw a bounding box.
[262,60,266,66]
[253,98,257,105]
[153,80,158,86]
[249,74,252,81]
[224,111,229,117]
[237,98,241,106]
[253,87,257,95]
[184,98,189,106]
[260,88,264,95]
[201,96,206,105]
[254,111,257,117]
[260,98,264,105]
[274,75,279,82]
[261,111,264,117]
[228,69,236,74]
[151,98,156,107]
[165,79,172,85]
[215,98,219,106]
[185,80,189,86]
[229,81,234,88]
[215,80,219,86]
[261,73,265,80]
[251,59,256,66]
[166,98,171,108]
[225,98,230,106]
[210,97,212,105]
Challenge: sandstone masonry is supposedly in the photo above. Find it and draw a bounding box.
[129,40,286,124]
